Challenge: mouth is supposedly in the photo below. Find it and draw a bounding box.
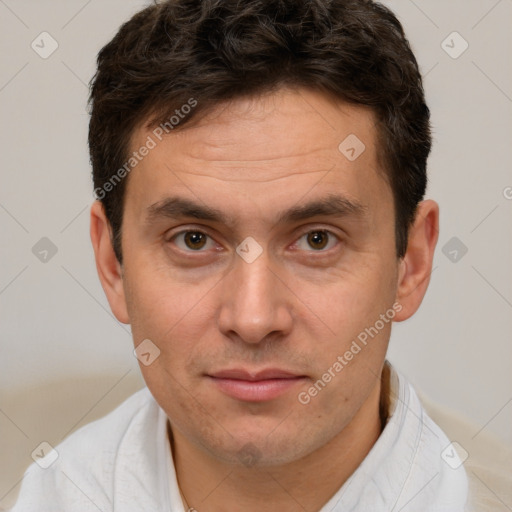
[206,368,308,402]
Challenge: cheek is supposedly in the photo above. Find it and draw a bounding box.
[300,261,398,396]
[126,275,213,419]
[306,258,397,335]
[125,269,218,387]
[125,259,208,337]
[300,268,395,405]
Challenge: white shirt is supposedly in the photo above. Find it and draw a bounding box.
[9,361,470,511]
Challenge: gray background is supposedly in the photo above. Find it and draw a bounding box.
[1,0,511,507]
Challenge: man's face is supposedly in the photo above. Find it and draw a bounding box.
[120,87,400,466]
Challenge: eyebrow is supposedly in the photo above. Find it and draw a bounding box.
[145,193,368,228]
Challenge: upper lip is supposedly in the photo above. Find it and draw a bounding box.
[208,368,305,381]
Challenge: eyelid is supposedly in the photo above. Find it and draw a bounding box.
[166,224,216,241]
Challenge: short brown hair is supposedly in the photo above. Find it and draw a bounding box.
[88,0,431,263]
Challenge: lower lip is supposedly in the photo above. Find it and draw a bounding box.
[208,376,306,402]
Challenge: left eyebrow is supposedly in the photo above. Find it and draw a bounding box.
[275,194,368,224]
[144,193,368,229]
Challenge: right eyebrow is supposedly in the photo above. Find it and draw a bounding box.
[145,197,233,226]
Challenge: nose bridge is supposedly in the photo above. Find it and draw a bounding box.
[217,246,291,344]
[236,253,273,307]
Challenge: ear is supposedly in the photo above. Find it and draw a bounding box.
[90,201,130,324]
[394,199,439,322]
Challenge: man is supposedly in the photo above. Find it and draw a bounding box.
[10,0,472,510]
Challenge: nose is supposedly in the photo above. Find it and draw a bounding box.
[217,246,293,345]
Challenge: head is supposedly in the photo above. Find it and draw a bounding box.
[89,0,438,467]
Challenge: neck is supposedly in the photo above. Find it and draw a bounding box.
[170,371,388,512]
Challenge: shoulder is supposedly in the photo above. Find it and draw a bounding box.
[383,365,470,511]
[420,392,512,512]
[50,385,156,470]
[8,387,157,511]
[58,385,156,456]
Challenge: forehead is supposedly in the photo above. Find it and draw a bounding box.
[124,87,390,223]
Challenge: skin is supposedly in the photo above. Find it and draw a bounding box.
[90,86,439,512]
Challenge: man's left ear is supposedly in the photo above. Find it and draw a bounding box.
[394,199,439,322]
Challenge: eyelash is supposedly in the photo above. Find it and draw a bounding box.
[167,228,341,254]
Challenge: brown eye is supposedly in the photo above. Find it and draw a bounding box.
[306,231,329,250]
[172,231,215,251]
[184,231,207,250]
[295,230,338,252]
